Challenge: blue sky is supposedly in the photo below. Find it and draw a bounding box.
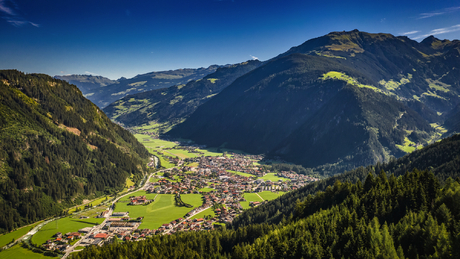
[0,0,459,80]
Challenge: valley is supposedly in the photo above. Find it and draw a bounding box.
[1,134,318,258]
[1,29,460,259]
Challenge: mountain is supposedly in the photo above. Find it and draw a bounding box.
[57,66,221,108]
[276,29,460,113]
[103,60,262,132]
[54,74,117,97]
[0,70,150,233]
[168,30,460,174]
[72,133,460,259]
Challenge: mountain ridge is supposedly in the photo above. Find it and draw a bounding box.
[166,30,459,174]
[56,65,222,108]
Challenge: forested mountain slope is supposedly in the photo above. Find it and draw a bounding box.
[73,134,460,259]
[169,53,437,173]
[0,70,150,233]
[103,60,261,130]
[233,133,460,228]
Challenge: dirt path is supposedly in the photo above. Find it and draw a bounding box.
[256,193,265,201]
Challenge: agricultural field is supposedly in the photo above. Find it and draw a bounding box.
[259,173,289,182]
[165,149,201,159]
[190,207,216,220]
[227,170,255,178]
[134,134,177,149]
[240,193,263,210]
[152,151,175,169]
[31,217,104,246]
[0,244,51,259]
[0,221,41,247]
[113,194,203,229]
[258,191,285,201]
[195,148,223,157]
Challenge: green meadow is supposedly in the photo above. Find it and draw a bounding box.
[31,217,104,246]
[114,194,203,229]
[227,170,255,178]
[0,244,52,259]
[190,207,216,220]
[258,191,285,201]
[259,173,289,182]
[240,193,263,210]
[0,221,42,247]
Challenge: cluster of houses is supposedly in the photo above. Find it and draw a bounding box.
[42,232,82,251]
[41,148,321,252]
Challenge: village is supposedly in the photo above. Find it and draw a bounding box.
[41,147,319,253]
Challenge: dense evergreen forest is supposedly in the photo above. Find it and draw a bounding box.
[0,70,150,234]
[73,134,460,259]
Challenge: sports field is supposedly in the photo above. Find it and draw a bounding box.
[31,217,104,246]
[114,194,203,229]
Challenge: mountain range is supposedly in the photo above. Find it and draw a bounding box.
[56,65,221,108]
[166,30,459,174]
[103,60,262,133]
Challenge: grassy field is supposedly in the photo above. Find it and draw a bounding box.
[0,244,52,259]
[190,207,216,220]
[240,193,263,210]
[227,170,255,178]
[134,134,177,148]
[126,176,135,188]
[0,221,42,247]
[164,149,200,159]
[31,217,104,246]
[259,173,289,182]
[68,195,112,214]
[196,148,223,157]
[114,194,203,229]
[395,136,417,153]
[152,151,175,169]
[258,191,285,201]
[71,206,108,219]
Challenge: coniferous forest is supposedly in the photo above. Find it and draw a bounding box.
[0,70,150,234]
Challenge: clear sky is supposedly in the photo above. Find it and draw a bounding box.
[1,0,459,80]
